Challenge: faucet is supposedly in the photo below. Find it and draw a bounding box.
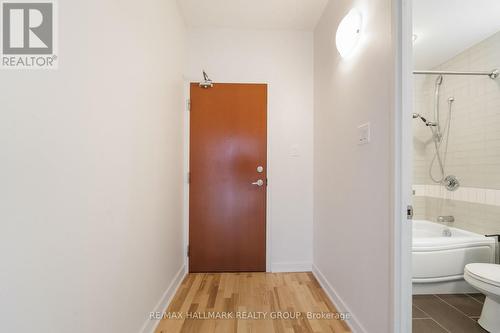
[437,216,455,223]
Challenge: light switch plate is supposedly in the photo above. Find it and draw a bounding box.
[358,123,371,145]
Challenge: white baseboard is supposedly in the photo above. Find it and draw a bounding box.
[140,264,187,333]
[312,264,367,333]
[271,262,312,272]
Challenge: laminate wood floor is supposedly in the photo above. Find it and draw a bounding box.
[154,272,351,333]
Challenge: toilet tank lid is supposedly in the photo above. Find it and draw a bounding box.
[465,263,500,287]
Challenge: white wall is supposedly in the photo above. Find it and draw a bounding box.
[313,0,394,332]
[0,1,186,332]
[186,29,314,272]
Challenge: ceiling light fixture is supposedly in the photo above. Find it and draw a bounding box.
[335,9,363,58]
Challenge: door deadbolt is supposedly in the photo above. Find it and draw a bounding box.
[252,179,264,187]
[257,166,264,173]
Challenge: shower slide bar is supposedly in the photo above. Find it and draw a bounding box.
[413,69,499,79]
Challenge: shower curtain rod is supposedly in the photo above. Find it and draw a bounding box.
[413,69,499,79]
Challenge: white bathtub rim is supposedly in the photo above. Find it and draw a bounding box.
[413,220,487,238]
[413,220,495,251]
[413,241,496,252]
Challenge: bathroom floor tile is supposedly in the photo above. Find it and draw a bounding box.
[412,319,448,333]
[413,295,487,333]
[412,305,430,319]
[436,294,483,317]
[468,293,485,304]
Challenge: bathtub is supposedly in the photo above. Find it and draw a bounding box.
[412,220,496,294]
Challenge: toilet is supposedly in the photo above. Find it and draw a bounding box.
[464,263,500,333]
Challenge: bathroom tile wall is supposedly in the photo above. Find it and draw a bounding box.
[413,30,500,235]
[423,197,500,236]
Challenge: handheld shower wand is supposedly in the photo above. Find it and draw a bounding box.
[412,75,457,186]
[428,96,455,184]
[433,75,444,141]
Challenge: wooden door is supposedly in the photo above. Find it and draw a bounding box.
[189,83,267,272]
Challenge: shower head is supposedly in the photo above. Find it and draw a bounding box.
[413,113,436,127]
[435,74,443,86]
[413,113,427,123]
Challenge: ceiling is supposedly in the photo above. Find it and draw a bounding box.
[414,0,500,69]
[177,0,329,31]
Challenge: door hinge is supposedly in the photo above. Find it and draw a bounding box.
[186,99,191,111]
[407,205,414,220]
[187,172,190,184]
[187,245,190,257]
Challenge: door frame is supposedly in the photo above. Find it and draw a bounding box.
[182,81,272,273]
[392,0,413,332]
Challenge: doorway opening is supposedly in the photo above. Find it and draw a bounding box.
[401,1,500,332]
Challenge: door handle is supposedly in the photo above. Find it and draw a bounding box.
[252,179,264,187]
